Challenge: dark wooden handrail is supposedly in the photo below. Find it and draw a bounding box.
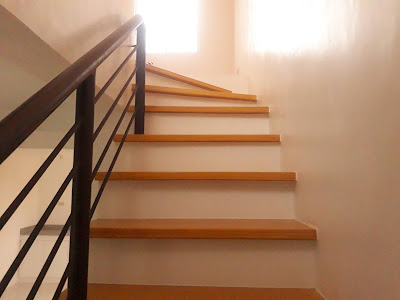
[0,15,143,164]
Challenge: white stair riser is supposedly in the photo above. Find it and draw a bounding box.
[146,73,249,94]
[107,143,281,172]
[142,113,270,135]
[89,239,316,288]
[93,181,295,219]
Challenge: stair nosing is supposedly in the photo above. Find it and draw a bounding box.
[90,219,316,240]
[114,134,281,143]
[127,106,270,114]
[94,172,297,182]
[132,85,257,102]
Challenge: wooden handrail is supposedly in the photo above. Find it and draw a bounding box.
[0,15,144,164]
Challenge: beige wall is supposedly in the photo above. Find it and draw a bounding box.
[0,6,70,111]
[1,0,136,63]
[0,5,120,150]
[235,0,400,299]
[1,0,136,103]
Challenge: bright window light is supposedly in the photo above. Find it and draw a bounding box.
[136,0,199,53]
[251,0,328,54]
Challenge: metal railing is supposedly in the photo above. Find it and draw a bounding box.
[0,15,146,299]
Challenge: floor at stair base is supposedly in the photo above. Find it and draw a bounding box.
[2,283,62,300]
[142,113,269,135]
[108,144,280,172]
[92,181,294,220]
[88,239,316,288]
[62,284,324,300]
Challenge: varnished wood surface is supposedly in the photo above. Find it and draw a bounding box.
[128,106,270,114]
[94,172,297,182]
[60,284,324,300]
[145,64,231,92]
[132,85,257,101]
[90,219,317,240]
[115,134,281,143]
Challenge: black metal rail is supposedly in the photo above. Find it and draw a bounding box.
[0,14,146,299]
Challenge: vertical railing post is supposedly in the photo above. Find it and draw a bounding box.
[68,73,96,300]
[134,24,146,134]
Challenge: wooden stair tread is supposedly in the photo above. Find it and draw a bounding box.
[146,64,231,92]
[61,284,323,299]
[128,106,270,114]
[90,219,317,240]
[115,134,281,143]
[132,85,257,102]
[94,172,297,181]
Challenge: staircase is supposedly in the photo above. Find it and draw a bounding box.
[87,65,321,299]
[0,15,322,299]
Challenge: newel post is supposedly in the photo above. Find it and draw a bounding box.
[68,72,95,300]
[134,23,146,134]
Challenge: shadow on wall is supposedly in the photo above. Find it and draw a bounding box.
[55,14,125,60]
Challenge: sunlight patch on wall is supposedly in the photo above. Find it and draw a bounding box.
[136,0,199,54]
[251,0,329,54]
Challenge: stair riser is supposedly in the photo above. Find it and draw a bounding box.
[142,113,270,134]
[137,85,256,102]
[89,239,316,288]
[93,181,295,219]
[146,73,249,94]
[146,67,230,92]
[107,144,281,172]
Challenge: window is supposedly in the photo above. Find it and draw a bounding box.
[135,0,199,53]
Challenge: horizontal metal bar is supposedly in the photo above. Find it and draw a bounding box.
[94,46,137,104]
[90,111,136,217]
[0,169,74,296]
[0,122,79,231]
[93,66,138,141]
[0,18,143,163]
[27,216,71,300]
[53,264,70,300]
[92,87,138,179]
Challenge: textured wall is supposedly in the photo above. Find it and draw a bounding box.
[235,1,400,299]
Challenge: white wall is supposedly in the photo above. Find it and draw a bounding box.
[0,149,73,288]
[235,1,400,299]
